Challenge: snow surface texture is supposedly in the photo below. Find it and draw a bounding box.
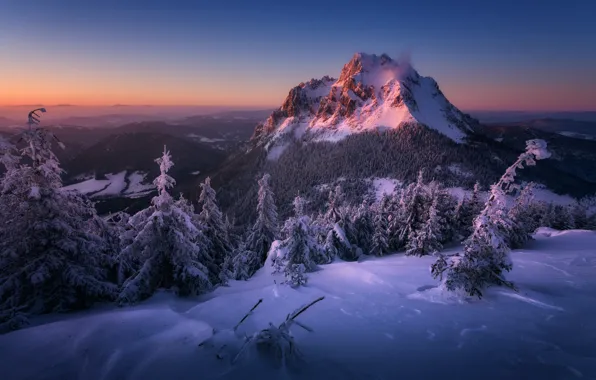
[1,229,595,380]
[62,171,155,199]
[259,53,476,160]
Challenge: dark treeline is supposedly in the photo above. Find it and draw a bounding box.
[216,123,595,226]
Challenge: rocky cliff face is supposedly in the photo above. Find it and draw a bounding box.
[251,53,481,158]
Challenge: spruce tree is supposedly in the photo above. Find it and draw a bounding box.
[507,183,536,248]
[570,203,588,230]
[431,139,551,298]
[371,195,390,256]
[198,176,233,282]
[400,170,429,253]
[276,197,322,287]
[0,125,115,331]
[352,201,375,254]
[117,147,214,305]
[458,181,483,239]
[386,190,405,250]
[324,185,344,225]
[242,173,279,277]
[406,189,445,256]
[552,205,575,230]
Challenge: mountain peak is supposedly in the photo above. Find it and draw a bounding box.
[251,52,479,156]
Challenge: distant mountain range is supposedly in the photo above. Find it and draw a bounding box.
[1,58,594,220]
[486,118,596,140]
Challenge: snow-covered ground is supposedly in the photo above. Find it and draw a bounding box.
[62,171,155,199]
[1,229,595,380]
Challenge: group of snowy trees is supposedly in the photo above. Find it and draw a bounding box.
[1,124,595,332]
[0,127,117,331]
[0,122,258,331]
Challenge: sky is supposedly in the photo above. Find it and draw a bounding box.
[1,0,595,111]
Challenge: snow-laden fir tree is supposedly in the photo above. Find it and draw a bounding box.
[324,185,344,225]
[551,205,575,231]
[457,181,483,240]
[240,173,279,278]
[539,202,556,228]
[117,147,214,305]
[406,188,445,256]
[352,201,375,254]
[0,126,116,331]
[275,196,322,287]
[431,139,551,298]
[507,182,537,248]
[323,205,359,261]
[400,170,429,254]
[198,176,233,283]
[432,182,459,244]
[371,195,391,256]
[570,202,588,230]
[386,189,405,250]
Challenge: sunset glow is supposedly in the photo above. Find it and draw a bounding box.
[1,0,595,111]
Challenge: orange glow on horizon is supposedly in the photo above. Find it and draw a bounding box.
[1,66,595,112]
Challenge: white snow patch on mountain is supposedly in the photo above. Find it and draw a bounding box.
[93,171,127,197]
[1,229,595,380]
[62,175,113,195]
[371,178,401,200]
[558,131,595,140]
[124,171,155,195]
[63,171,155,198]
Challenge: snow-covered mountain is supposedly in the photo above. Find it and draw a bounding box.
[251,53,479,157]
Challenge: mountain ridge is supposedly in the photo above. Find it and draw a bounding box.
[251,53,480,158]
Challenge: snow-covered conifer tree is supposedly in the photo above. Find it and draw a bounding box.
[570,203,588,230]
[458,181,483,239]
[552,205,575,230]
[431,139,551,298]
[352,201,374,254]
[406,191,444,256]
[198,176,233,281]
[242,173,279,277]
[324,185,344,225]
[323,206,359,261]
[0,125,115,331]
[428,181,458,244]
[386,190,405,250]
[371,195,390,256]
[117,147,214,305]
[539,202,556,228]
[399,170,429,249]
[276,196,322,287]
[507,182,537,248]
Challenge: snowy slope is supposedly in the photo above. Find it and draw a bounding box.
[62,170,155,199]
[1,229,595,380]
[252,53,478,159]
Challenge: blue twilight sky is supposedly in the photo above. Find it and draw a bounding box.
[1,0,595,110]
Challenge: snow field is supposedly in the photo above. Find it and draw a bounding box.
[1,229,595,380]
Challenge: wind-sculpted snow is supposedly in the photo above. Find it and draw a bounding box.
[1,229,595,380]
